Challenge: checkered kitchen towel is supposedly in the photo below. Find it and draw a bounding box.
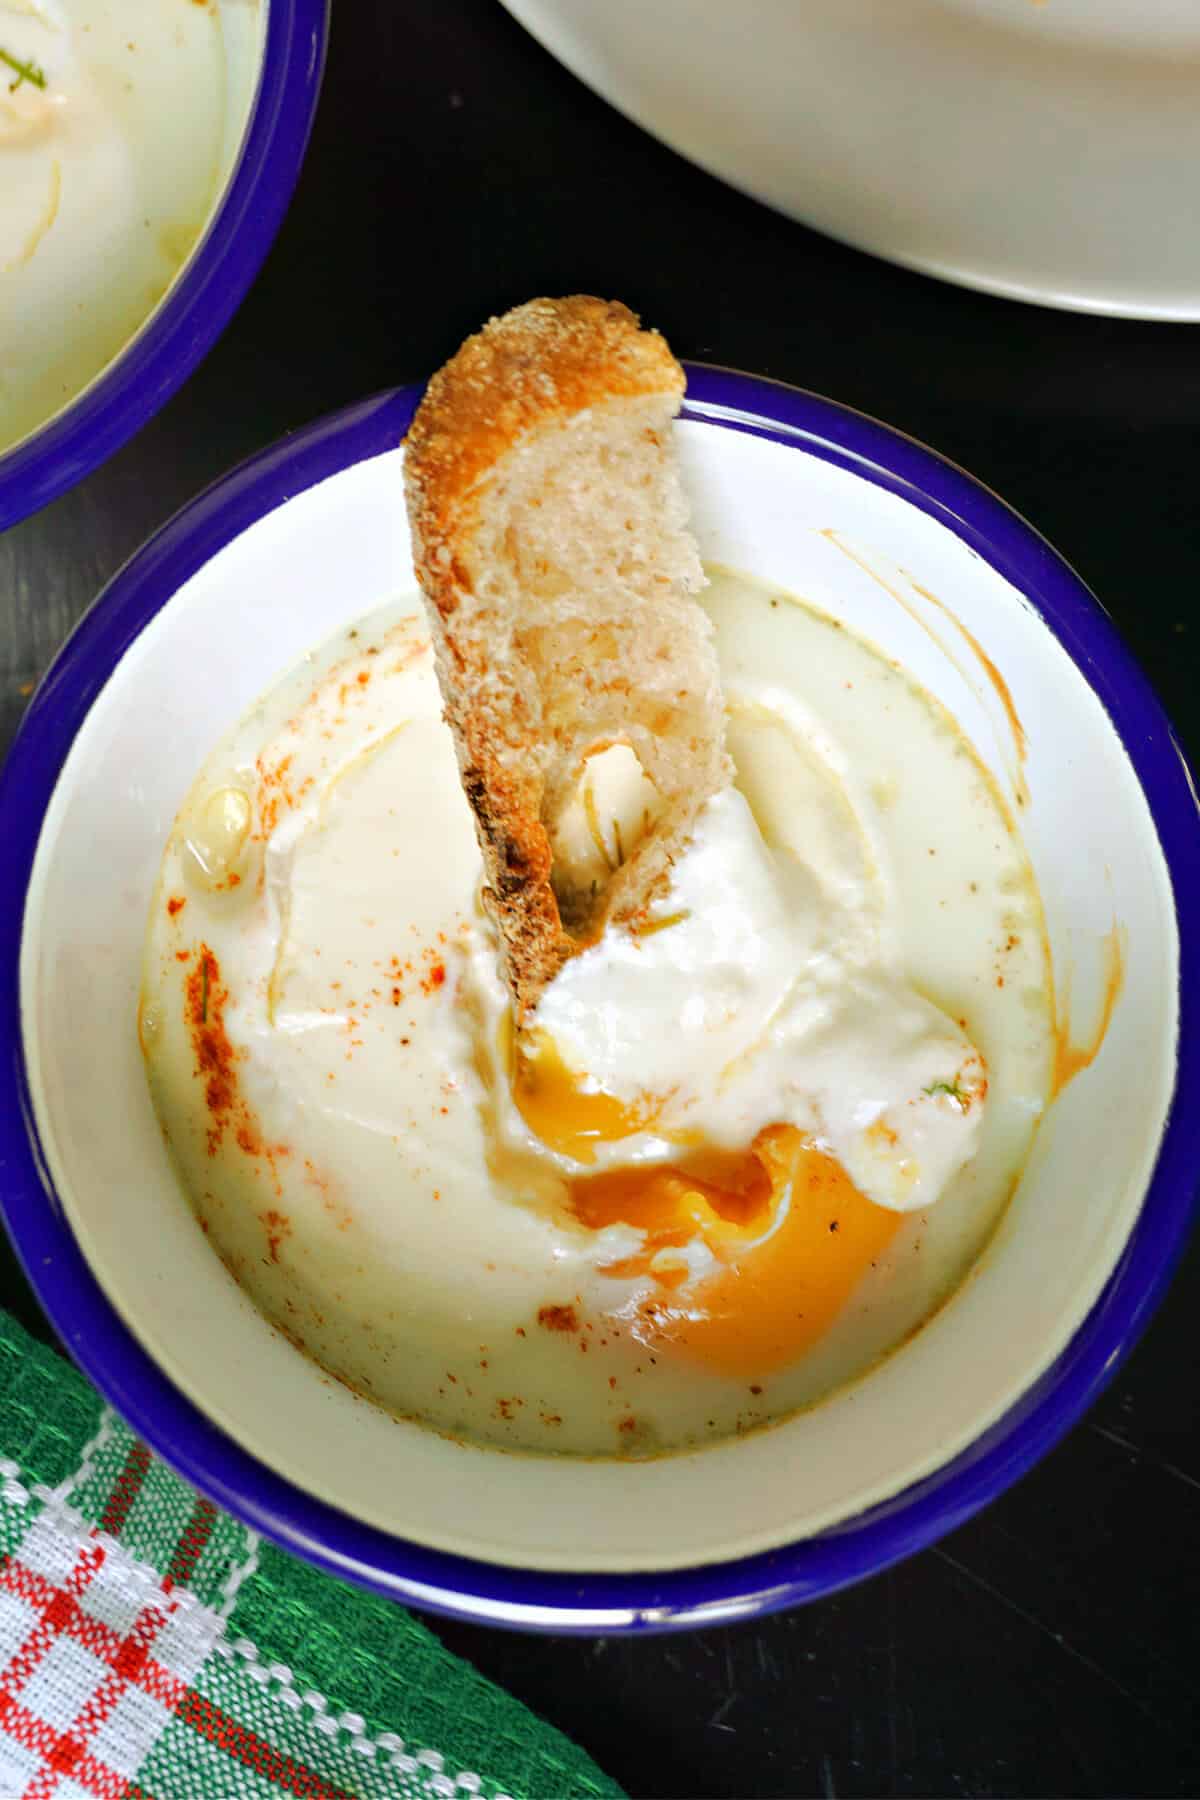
[0,1310,623,1800]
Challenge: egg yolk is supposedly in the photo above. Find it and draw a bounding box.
[573,1126,902,1376]
[513,1029,668,1161]
[513,1033,902,1378]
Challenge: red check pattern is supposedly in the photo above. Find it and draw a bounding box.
[0,1479,206,1799]
[0,1442,488,1800]
[0,1532,171,1800]
[0,1500,376,1800]
[0,1305,625,1800]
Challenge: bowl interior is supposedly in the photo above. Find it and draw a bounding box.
[17,410,1179,1574]
[217,1,268,182]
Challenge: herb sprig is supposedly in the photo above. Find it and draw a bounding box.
[923,1077,966,1106]
[1,45,47,91]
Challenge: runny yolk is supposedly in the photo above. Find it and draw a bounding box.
[511,1032,902,1377]
[572,1125,903,1378]
[512,1030,667,1163]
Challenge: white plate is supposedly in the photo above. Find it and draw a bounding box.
[502,0,1200,319]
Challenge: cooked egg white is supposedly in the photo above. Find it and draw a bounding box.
[0,0,225,455]
[499,784,986,1214]
[140,569,1055,1456]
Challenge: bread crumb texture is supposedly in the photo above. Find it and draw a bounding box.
[404,296,729,1011]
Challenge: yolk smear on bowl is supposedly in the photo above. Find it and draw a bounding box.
[573,1125,903,1378]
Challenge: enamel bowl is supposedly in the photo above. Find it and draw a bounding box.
[1,369,1196,1632]
[0,0,328,532]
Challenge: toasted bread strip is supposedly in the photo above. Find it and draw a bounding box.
[404,296,729,1012]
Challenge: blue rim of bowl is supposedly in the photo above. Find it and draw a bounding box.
[1,368,1197,1634]
[0,0,329,533]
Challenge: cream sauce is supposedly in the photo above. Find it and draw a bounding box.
[140,569,1056,1456]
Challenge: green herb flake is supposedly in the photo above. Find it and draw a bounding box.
[1,46,48,90]
[923,1077,966,1105]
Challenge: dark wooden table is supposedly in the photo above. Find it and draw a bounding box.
[3,4,1199,1794]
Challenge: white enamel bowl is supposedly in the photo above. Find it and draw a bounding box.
[1,370,1196,1632]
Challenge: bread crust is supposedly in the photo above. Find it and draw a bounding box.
[403,296,692,1014]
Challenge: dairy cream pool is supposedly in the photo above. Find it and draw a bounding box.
[139,568,1056,1457]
